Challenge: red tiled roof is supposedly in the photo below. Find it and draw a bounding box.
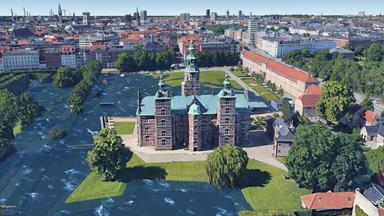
[298,94,321,108]
[242,50,318,83]
[364,110,377,123]
[305,85,322,95]
[301,192,355,210]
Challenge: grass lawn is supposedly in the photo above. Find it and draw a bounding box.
[65,172,127,203]
[242,78,279,101]
[241,160,310,210]
[149,71,243,90]
[113,122,135,135]
[67,154,309,211]
[277,157,286,165]
[13,121,22,136]
[66,155,207,203]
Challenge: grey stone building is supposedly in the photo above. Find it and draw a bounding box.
[136,44,251,151]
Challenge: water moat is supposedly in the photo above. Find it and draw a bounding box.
[0,74,255,215]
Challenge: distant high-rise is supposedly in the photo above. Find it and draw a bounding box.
[210,12,217,22]
[125,14,132,23]
[248,17,258,47]
[238,10,243,19]
[82,12,90,25]
[206,9,210,18]
[226,10,230,18]
[180,13,191,22]
[140,10,147,24]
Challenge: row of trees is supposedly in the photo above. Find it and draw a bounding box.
[286,124,366,192]
[0,90,42,153]
[68,61,102,113]
[195,51,239,67]
[115,46,176,72]
[282,43,384,98]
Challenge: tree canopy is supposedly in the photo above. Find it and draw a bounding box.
[68,61,102,113]
[17,92,43,127]
[365,147,384,173]
[87,128,132,181]
[282,44,384,99]
[116,46,176,72]
[286,124,366,192]
[361,94,374,111]
[53,66,82,87]
[205,144,248,189]
[0,90,17,148]
[196,51,239,67]
[316,81,355,123]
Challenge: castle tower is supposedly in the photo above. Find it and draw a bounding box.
[154,74,173,150]
[181,42,201,96]
[217,74,236,146]
[188,97,202,151]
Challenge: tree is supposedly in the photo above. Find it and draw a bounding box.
[286,124,366,192]
[205,144,248,189]
[17,93,43,127]
[87,128,131,181]
[363,43,384,62]
[115,53,137,72]
[316,81,355,123]
[361,94,374,111]
[53,67,82,87]
[0,90,18,148]
[365,147,384,172]
[381,111,384,121]
[331,134,366,191]
[50,128,67,140]
[281,99,293,123]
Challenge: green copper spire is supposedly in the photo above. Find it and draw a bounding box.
[158,73,166,90]
[155,73,171,98]
[218,74,235,97]
[223,74,231,90]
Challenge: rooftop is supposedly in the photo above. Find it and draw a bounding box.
[301,192,355,210]
[242,50,318,83]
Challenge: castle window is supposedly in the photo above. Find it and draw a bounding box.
[225,107,230,113]
[160,108,166,115]
[162,139,166,145]
[161,119,166,126]
[161,131,166,137]
[225,117,230,124]
[145,136,150,142]
[225,137,229,143]
[225,128,229,135]
[145,127,149,134]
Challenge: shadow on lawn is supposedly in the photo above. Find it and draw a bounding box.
[117,166,168,183]
[241,168,271,188]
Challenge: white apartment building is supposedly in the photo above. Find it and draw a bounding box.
[248,18,258,47]
[61,54,77,68]
[3,50,41,71]
[258,37,336,58]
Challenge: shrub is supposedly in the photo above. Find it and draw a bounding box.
[50,128,67,140]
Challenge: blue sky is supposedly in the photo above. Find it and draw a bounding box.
[1,0,384,16]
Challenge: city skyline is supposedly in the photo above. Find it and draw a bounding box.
[2,0,384,16]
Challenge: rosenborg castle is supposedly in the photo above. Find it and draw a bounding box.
[136,44,250,151]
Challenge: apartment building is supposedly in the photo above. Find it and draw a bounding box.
[3,50,41,71]
[257,37,336,58]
